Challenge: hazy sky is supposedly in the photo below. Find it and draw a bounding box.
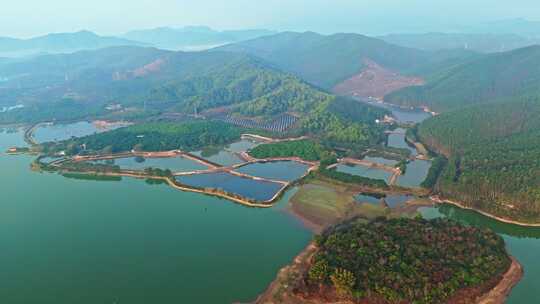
[3,0,540,38]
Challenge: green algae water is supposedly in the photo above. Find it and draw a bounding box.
[420,205,540,304]
[0,130,312,304]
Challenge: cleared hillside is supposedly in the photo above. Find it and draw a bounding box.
[217,32,474,96]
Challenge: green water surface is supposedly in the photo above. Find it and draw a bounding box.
[0,130,312,304]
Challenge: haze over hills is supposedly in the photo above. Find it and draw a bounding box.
[458,18,540,38]
[386,45,540,112]
[217,31,476,99]
[0,31,146,58]
[379,32,540,53]
[122,26,276,51]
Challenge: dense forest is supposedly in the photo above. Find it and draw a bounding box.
[386,46,540,112]
[298,218,511,303]
[418,99,540,222]
[42,121,243,155]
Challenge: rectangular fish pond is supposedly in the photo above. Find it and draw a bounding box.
[335,163,393,183]
[176,172,285,202]
[397,160,432,188]
[355,192,414,208]
[190,149,245,167]
[235,161,311,182]
[89,156,210,172]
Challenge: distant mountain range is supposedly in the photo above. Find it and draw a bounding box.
[458,18,540,38]
[379,32,540,53]
[0,31,146,58]
[122,26,276,51]
[0,27,275,58]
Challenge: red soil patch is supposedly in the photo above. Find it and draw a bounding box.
[112,58,166,80]
[333,59,425,100]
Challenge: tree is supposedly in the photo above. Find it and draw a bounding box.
[330,268,355,299]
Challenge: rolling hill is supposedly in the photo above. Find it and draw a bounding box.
[417,98,540,222]
[379,32,540,53]
[386,45,540,112]
[0,31,145,58]
[0,46,388,147]
[216,32,476,99]
[123,26,275,51]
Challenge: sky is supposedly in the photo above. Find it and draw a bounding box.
[2,0,540,38]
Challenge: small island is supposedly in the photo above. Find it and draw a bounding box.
[257,217,522,304]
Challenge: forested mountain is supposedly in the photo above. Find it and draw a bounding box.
[216,31,475,96]
[379,32,540,53]
[0,31,145,58]
[0,46,388,147]
[386,45,540,112]
[417,99,540,222]
[123,26,275,50]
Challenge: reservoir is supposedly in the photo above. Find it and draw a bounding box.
[0,129,312,304]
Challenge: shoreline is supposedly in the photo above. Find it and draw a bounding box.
[253,238,523,304]
[431,196,540,227]
[477,257,523,304]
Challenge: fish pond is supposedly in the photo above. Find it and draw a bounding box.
[89,156,209,172]
[355,193,413,208]
[32,121,124,143]
[191,149,245,167]
[396,160,431,188]
[236,161,310,182]
[176,172,284,202]
[335,163,392,183]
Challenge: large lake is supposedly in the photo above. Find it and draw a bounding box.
[0,129,312,304]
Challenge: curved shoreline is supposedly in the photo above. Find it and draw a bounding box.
[253,245,523,304]
[477,257,523,304]
[431,196,540,227]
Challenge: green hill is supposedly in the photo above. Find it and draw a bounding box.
[386,45,540,112]
[417,99,540,223]
[0,46,389,147]
[216,31,475,91]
